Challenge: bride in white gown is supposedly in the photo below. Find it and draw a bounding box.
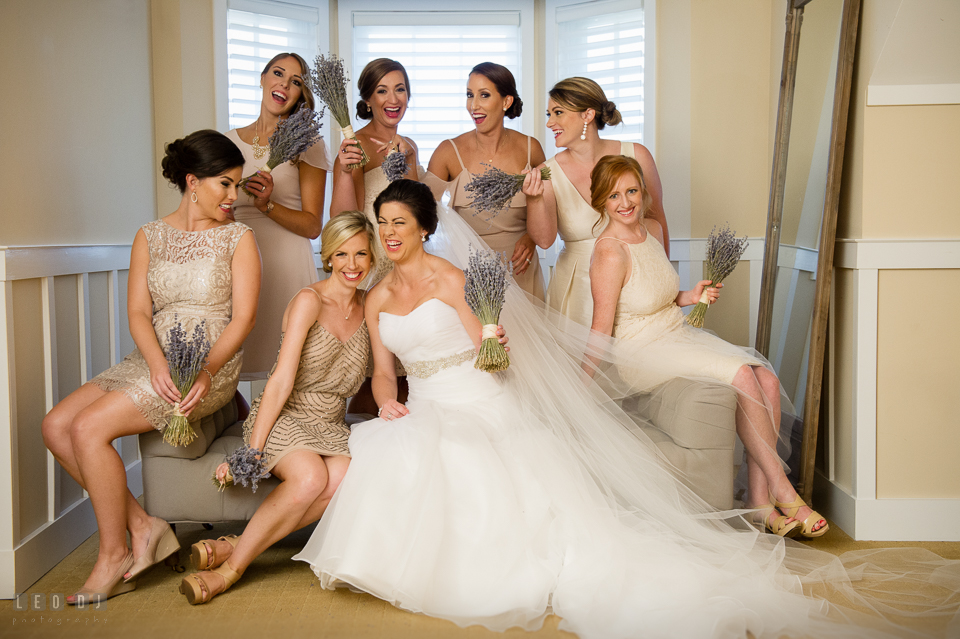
[295,180,960,638]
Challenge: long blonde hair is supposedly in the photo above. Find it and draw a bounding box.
[590,155,652,233]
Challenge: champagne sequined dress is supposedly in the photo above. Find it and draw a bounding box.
[90,220,251,430]
[242,290,370,471]
[545,141,636,326]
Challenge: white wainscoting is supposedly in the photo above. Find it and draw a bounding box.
[822,238,960,541]
[0,245,137,599]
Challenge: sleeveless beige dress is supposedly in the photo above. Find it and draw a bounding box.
[242,289,370,471]
[598,235,761,391]
[545,141,636,326]
[91,220,250,430]
[227,129,332,379]
[444,138,545,300]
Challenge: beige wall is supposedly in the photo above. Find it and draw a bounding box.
[151,0,220,215]
[862,104,960,238]
[689,0,774,240]
[0,0,156,246]
[830,0,960,512]
[876,269,960,499]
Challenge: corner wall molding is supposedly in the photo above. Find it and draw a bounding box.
[867,83,960,106]
[835,238,960,270]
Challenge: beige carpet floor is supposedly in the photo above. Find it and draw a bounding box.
[3,519,959,639]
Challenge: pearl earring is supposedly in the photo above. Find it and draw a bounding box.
[190,191,198,203]
[328,261,332,267]
[580,122,588,141]
[421,234,427,243]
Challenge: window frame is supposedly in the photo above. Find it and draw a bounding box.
[335,0,536,158]
[544,0,656,158]
[214,0,331,132]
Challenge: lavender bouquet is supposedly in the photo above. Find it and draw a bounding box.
[463,246,510,373]
[464,164,551,216]
[310,53,369,170]
[381,148,409,182]
[239,107,324,191]
[211,445,271,493]
[686,225,749,328]
[164,318,211,446]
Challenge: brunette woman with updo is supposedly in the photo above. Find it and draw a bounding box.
[42,130,261,605]
[525,77,671,327]
[330,58,421,288]
[426,62,547,300]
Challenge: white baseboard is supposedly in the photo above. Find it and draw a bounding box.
[815,470,960,542]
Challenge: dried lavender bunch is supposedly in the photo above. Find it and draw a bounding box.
[463,246,511,373]
[381,149,409,182]
[686,224,749,328]
[163,317,211,446]
[239,107,324,191]
[310,53,369,170]
[212,445,271,493]
[464,164,552,216]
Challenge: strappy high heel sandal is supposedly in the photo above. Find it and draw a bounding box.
[191,535,240,570]
[775,495,829,539]
[124,516,181,582]
[67,552,137,606]
[179,563,242,605]
[752,503,802,538]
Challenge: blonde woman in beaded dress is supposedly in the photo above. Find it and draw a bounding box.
[227,52,332,380]
[179,212,373,604]
[525,77,670,327]
[330,58,422,288]
[41,130,261,605]
[425,62,547,300]
[586,155,827,540]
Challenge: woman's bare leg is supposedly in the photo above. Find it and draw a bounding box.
[66,391,155,591]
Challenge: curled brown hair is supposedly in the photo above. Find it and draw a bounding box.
[589,155,652,233]
[470,62,522,119]
[356,59,411,120]
[549,77,622,129]
[261,53,315,112]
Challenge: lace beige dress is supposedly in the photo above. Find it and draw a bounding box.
[90,220,250,430]
[242,290,369,471]
[546,141,636,326]
[600,235,762,391]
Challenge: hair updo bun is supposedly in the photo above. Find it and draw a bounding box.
[356,99,372,120]
[506,96,523,119]
[549,77,622,130]
[600,100,622,127]
[161,129,245,194]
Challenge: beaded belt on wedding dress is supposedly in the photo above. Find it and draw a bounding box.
[404,349,475,379]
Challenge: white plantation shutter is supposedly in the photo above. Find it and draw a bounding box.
[555,0,645,144]
[352,13,524,165]
[226,0,321,129]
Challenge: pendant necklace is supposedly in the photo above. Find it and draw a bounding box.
[251,119,269,160]
[475,131,503,165]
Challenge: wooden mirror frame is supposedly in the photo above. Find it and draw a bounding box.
[755,0,861,502]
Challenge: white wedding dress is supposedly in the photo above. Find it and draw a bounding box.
[295,206,960,639]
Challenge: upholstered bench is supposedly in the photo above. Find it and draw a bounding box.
[631,378,739,510]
